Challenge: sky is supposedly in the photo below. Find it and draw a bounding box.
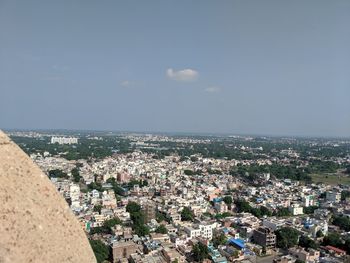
[0,1,350,137]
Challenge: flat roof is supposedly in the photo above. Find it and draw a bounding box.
[228,238,245,249]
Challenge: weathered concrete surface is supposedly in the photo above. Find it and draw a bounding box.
[0,130,96,263]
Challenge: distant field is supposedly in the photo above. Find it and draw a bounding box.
[311,173,350,185]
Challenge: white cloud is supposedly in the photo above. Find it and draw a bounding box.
[166,68,198,82]
[121,80,131,87]
[205,86,221,93]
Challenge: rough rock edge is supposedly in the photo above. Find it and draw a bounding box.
[0,130,96,263]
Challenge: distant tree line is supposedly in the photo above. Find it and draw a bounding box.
[11,136,132,160]
[231,163,312,182]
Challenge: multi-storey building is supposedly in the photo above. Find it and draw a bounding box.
[51,136,78,144]
[253,227,276,249]
[142,201,156,223]
[69,183,80,211]
[326,191,341,203]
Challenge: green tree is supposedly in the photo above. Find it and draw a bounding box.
[134,224,150,236]
[316,230,324,238]
[234,200,271,218]
[274,207,292,217]
[184,169,195,175]
[126,202,141,213]
[90,225,111,235]
[155,224,168,234]
[322,233,343,247]
[89,240,109,263]
[103,217,121,228]
[192,242,209,261]
[126,201,150,236]
[130,211,145,225]
[299,235,318,249]
[275,227,299,249]
[213,233,227,247]
[93,205,102,214]
[190,156,198,162]
[341,190,350,201]
[344,238,350,254]
[234,199,252,213]
[88,182,103,192]
[181,207,194,221]
[223,196,233,207]
[156,211,168,223]
[259,206,272,217]
[48,169,68,178]
[332,215,350,231]
[71,167,81,183]
[303,206,318,215]
[106,177,125,197]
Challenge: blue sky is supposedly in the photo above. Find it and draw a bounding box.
[1,0,349,137]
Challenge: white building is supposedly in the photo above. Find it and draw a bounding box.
[184,227,201,240]
[51,136,78,145]
[184,223,215,240]
[69,183,80,211]
[289,204,303,216]
[199,223,214,240]
[313,220,328,237]
[303,195,316,207]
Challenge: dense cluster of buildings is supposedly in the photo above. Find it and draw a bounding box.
[24,133,350,263]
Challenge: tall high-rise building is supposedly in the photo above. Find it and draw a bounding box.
[143,201,156,223]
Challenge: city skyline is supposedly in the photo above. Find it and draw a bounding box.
[1,1,350,137]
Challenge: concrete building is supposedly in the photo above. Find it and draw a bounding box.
[214,201,228,213]
[289,204,303,215]
[263,218,284,231]
[69,183,80,211]
[200,223,214,240]
[51,136,78,145]
[162,246,186,263]
[112,241,141,262]
[326,191,341,203]
[102,190,117,208]
[253,227,276,249]
[167,212,181,223]
[184,223,215,240]
[289,247,320,262]
[184,226,201,239]
[303,195,316,207]
[117,172,130,183]
[143,201,156,223]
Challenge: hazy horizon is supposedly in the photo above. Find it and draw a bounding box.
[1,1,350,137]
[4,127,350,140]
